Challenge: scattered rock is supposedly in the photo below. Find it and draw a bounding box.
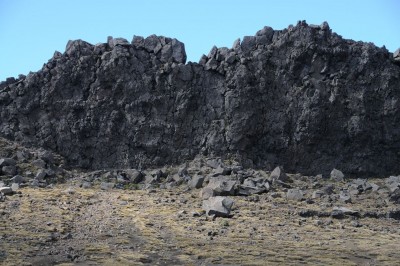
[202,196,234,217]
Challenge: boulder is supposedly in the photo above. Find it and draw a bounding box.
[35,169,47,181]
[286,189,304,201]
[200,187,215,199]
[2,165,17,176]
[11,175,25,184]
[32,159,47,169]
[385,176,400,192]
[330,169,345,182]
[394,48,400,60]
[312,190,324,199]
[0,158,16,167]
[124,169,143,183]
[11,183,19,192]
[0,186,13,195]
[100,182,115,190]
[189,175,205,189]
[270,166,291,183]
[206,176,237,196]
[202,196,234,217]
[339,190,352,203]
[332,206,359,217]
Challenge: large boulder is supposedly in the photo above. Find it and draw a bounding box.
[202,196,234,217]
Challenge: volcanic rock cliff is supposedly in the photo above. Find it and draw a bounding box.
[1,21,399,177]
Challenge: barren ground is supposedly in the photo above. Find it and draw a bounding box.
[1,178,400,265]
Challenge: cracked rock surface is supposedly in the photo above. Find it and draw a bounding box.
[1,21,400,177]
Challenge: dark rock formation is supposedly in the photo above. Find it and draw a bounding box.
[0,21,399,177]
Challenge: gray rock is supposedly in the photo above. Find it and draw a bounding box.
[330,169,345,182]
[82,181,92,189]
[11,183,19,192]
[35,169,47,181]
[212,166,231,177]
[200,187,215,199]
[202,196,234,217]
[39,151,54,164]
[189,175,205,189]
[131,35,144,48]
[332,206,359,217]
[0,158,16,167]
[270,166,291,183]
[339,191,352,203]
[124,169,143,183]
[32,159,46,169]
[386,176,400,192]
[2,165,17,176]
[286,189,304,201]
[206,176,237,196]
[312,190,324,199]
[110,37,129,48]
[0,186,13,195]
[238,185,266,196]
[394,48,400,59]
[11,175,25,184]
[100,182,115,190]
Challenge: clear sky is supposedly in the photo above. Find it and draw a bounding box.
[0,0,399,81]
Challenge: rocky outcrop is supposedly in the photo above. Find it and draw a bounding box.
[0,21,399,177]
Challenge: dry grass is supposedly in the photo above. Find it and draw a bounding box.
[1,184,400,265]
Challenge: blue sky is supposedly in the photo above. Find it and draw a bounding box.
[0,0,399,81]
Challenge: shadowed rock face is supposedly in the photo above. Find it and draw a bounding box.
[0,21,399,177]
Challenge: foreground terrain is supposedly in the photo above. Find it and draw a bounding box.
[1,134,400,265]
[1,182,400,265]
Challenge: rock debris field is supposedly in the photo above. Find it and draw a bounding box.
[1,136,400,265]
